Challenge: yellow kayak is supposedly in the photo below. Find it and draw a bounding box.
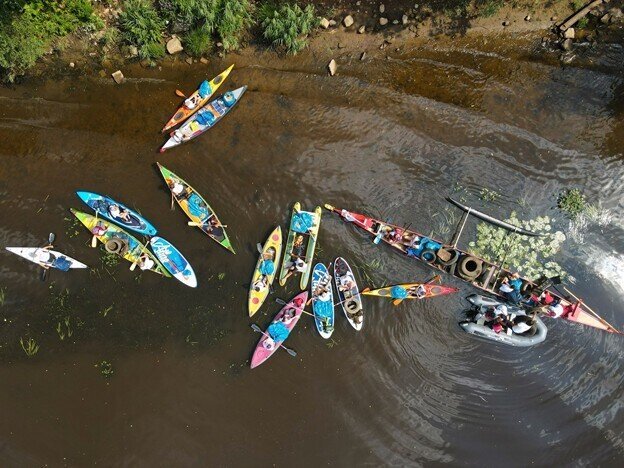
[161,65,234,133]
[248,226,282,317]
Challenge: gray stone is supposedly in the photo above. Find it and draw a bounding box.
[560,52,575,64]
[338,43,346,49]
[328,59,337,76]
[111,70,125,84]
[358,25,366,34]
[217,42,223,48]
[525,14,531,21]
[329,19,337,26]
[320,18,330,29]
[69,62,75,68]
[360,51,367,60]
[551,16,558,21]
[561,38,573,51]
[502,20,510,26]
[402,14,409,25]
[166,36,183,55]
[601,13,611,24]
[379,17,388,26]
[200,57,209,64]
[379,4,385,14]
[392,20,399,24]
[609,8,623,19]
[563,28,575,39]
[343,15,354,28]
[128,45,139,58]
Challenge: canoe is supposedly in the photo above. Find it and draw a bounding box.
[324,204,620,334]
[362,283,459,300]
[76,191,157,237]
[278,203,322,289]
[161,64,234,133]
[157,163,235,253]
[71,209,169,276]
[311,263,334,339]
[460,294,548,347]
[160,86,247,152]
[6,247,87,270]
[149,236,197,288]
[333,257,363,331]
[248,226,282,317]
[250,291,307,369]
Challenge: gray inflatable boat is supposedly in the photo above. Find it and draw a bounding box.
[460,294,547,347]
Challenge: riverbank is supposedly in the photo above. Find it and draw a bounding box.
[3,0,623,85]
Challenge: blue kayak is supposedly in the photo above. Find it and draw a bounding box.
[76,191,157,236]
[311,263,334,339]
[149,236,197,288]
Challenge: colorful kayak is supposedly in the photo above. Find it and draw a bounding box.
[71,209,169,276]
[333,257,363,330]
[325,204,621,334]
[157,163,235,253]
[161,65,234,133]
[278,203,322,290]
[6,247,87,270]
[250,292,307,369]
[362,282,459,305]
[311,263,334,339]
[76,191,157,237]
[149,236,197,288]
[160,86,247,152]
[248,226,282,317]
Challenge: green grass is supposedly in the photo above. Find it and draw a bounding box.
[184,24,212,56]
[557,188,588,219]
[97,360,114,378]
[0,287,5,306]
[259,2,318,54]
[20,337,39,357]
[215,0,253,51]
[119,0,166,62]
[476,0,504,18]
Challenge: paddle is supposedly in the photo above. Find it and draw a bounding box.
[562,287,622,335]
[90,209,99,248]
[250,323,297,357]
[391,274,441,306]
[188,221,227,227]
[129,242,149,271]
[175,89,186,98]
[170,192,175,211]
[40,232,55,282]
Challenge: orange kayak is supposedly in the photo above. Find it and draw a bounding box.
[161,64,234,133]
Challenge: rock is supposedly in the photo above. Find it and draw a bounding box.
[356,1,361,5]
[358,25,366,34]
[392,20,399,24]
[200,57,209,64]
[128,45,139,58]
[563,28,575,39]
[329,19,337,26]
[185,57,193,65]
[379,4,385,14]
[551,16,558,21]
[379,17,388,26]
[560,52,575,64]
[600,13,611,24]
[502,20,510,26]
[320,18,330,29]
[218,52,224,58]
[328,59,337,76]
[166,36,183,55]
[561,38,574,51]
[98,70,107,78]
[609,8,623,19]
[414,4,419,9]
[69,62,75,68]
[360,51,367,60]
[385,36,394,44]
[338,43,346,49]
[343,15,354,28]
[379,43,386,50]
[216,42,223,48]
[525,14,531,21]
[111,70,125,84]
[402,14,409,25]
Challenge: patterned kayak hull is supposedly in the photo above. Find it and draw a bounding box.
[362,283,459,299]
[149,236,197,288]
[248,226,282,317]
[6,247,87,270]
[333,257,363,331]
[312,263,334,339]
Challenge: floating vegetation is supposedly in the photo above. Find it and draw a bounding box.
[20,337,39,357]
[218,272,226,281]
[99,305,113,318]
[429,205,459,239]
[359,258,382,285]
[468,213,567,280]
[101,252,120,269]
[480,187,500,202]
[0,287,5,306]
[63,215,83,238]
[96,360,114,378]
[55,316,73,341]
[326,338,338,349]
[557,188,587,219]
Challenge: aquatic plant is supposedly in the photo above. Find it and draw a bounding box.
[20,337,39,357]
[56,316,73,340]
[259,2,318,54]
[184,24,212,56]
[97,360,114,378]
[0,287,5,306]
[119,0,166,62]
[480,187,500,202]
[468,213,567,281]
[218,272,226,280]
[557,188,587,219]
[99,305,113,317]
[101,252,120,269]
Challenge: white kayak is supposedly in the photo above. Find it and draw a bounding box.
[6,247,88,270]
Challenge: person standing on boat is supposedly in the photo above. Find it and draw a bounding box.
[499,273,523,303]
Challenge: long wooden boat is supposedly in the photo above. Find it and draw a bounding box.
[324,204,620,334]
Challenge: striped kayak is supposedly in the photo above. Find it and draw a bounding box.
[278,203,322,290]
[362,282,458,304]
[311,263,334,339]
[161,65,234,133]
[149,236,197,288]
[250,292,307,369]
[157,163,235,253]
[248,226,282,317]
[333,257,363,331]
[160,86,247,152]
[76,191,157,236]
[71,209,169,276]
[6,247,87,270]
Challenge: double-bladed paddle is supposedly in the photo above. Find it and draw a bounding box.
[40,232,56,282]
[250,323,297,357]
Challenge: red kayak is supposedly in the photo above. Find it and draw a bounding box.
[250,292,307,369]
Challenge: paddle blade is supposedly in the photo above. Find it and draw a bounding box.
[40,268,48,282]
[284,346,297,357]
[392,299,403,306]
[90,235,98,248]
[250,323,263,333]
[275,297,287,305]
[175,89,186,98]
[48,232,55,244]
[129,262,138,271]
[257,243,264,254]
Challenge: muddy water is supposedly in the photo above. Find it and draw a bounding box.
[0,33,623,465]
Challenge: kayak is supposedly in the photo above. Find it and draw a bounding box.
[248,226,282,317]
[149,236,197,288]
[311,263,334,339]
[250,291,307,369]
[160,86,247,152]
[161,64,234,133]
[157,163,235,253]
[71,209,169,276]
[333,257,363,331]
[278,203,322,290]
[362,282,458,304]
[6,247,87,270]
[76,191,157,237]
[461,294,548,347]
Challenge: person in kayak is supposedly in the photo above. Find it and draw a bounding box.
[33,245,54,269]
[262,319,292,350]
[545,298,565,318]
[408,284,427,299]
[184,94,201,110]
[338,273,356,292]
[252,276,269,293]
[281,308,297,325]
[350,310,364,325]
[108,204,131,222]
[383,227,403,244]
[91,221,108,237]
[499,273,523,303]
[282,236,307,280]
[138,252,154,271]
[512,315,536,335]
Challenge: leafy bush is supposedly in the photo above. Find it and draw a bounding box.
[157,0,219,33]
[184,25,212,56]
[119,0,166,61]
[557,188,587,219]
[0,0,99,82]
[259,2,317,54]
[215,0,253,51]
[477,0,504,18]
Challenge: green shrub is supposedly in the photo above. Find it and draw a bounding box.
[119,0,165,60]
[216,0,252,51]
[477,0,504,18]
[557,188,587,219]
[184,25,212,56]
[259,2,317,54]
[157,0,220,33]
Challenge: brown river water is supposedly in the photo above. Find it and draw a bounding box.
[0,33,623,465]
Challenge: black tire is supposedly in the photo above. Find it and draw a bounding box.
[458,255,483,280]
[420,249,437,263]
[437,248,460,266]
[105,239,122,254]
